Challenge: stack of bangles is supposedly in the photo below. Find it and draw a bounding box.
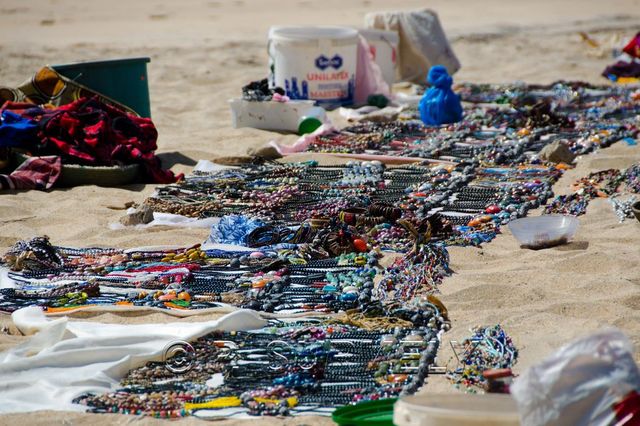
[339,203,403,227]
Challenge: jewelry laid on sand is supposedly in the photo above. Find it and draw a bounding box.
[2,81,639,418]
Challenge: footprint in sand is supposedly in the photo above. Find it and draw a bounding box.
[237,56,260,66]
[0,7,29,14]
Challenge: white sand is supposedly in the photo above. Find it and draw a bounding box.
[1,0,639,424]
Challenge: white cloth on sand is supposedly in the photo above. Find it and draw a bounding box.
[0,307,267,413]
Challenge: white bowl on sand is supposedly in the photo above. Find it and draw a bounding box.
[508,215,579,250]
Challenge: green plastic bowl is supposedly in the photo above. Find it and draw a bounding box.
[332,398,397,426]
[12,151,141,187]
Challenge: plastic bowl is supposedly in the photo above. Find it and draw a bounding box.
[13,151,140,187]
[394,394,519,426]
[632,201,640,223]
[508,215,579,250]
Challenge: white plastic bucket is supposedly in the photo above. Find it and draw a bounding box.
[394,394,520,426]
[268,26,358,107]
[359,28,399,87]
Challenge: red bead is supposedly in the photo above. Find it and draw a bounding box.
[352,238,367,252]
[485,205,501,214]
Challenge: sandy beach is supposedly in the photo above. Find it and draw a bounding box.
[1,0,640,424]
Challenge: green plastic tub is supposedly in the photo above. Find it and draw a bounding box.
[332,398,397,426]
[53,57,151,117]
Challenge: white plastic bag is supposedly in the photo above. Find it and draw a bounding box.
[511,328,640,426]
[364,9,460,84]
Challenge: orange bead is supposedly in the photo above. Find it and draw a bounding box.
[159,293,176,301]
[387,374,409,383]
[468,218,482,227]
[252,280,267,288]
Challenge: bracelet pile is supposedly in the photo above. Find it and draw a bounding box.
[73,318,444,418]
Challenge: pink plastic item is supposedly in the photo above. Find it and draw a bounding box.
[354,35,391,105]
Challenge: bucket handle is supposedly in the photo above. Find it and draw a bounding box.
[69,72,84,82]
[267,39,276,88]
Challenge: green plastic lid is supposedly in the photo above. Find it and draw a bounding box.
[332,398,397,426]
[298,116,323,135]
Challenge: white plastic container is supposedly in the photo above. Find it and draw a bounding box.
[268,26,358,107]
[394,394,520,426]
[508,215,579,249]
[359,28,399,87]
[229,98,325,133]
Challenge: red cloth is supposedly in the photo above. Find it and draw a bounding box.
[2,97,182,184]
[0,155,61,190]
[614,390,640,425]
[623,32,640,59]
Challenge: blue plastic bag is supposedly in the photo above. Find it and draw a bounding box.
[419,65,463,126]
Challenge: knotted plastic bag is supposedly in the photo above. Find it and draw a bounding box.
[511,328,640,426]
[419,65,463,126]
